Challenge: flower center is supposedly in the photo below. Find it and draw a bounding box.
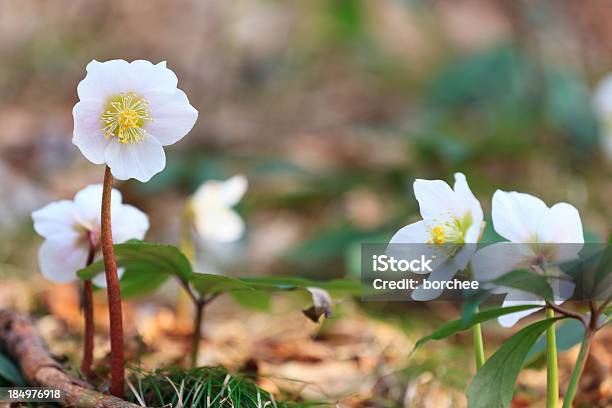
[430,226,447,244]
[101,92,151,144]
[427,212,473,245]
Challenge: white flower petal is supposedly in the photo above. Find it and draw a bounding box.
[194,207,245,243]
[453,172,483,228]
[72,100,110,164]
[77,59,132,102]
[387,221,450,269]
[218,175,248,206]
[38,240,88,284]
[32,200,79,241]
[539,202,584,244]
[128,60,179,94]
[145,89,198,146]
[464,222,482,244]
[72,184,122,227]
[388,220,429,244]
[411,261,458,301]
[472,242,532,281]
[414,179,461,220]
[452,244,476,270]
[550,275,575,301]
[104,136,166,182]
[112,204,149,243]
[593,73,612,115]
[497,290,545,327]
[492,190,548,243]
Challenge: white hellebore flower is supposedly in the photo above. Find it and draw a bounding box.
[73,59,198,182]
[191,175,248,243]
[472,190,583,327]
[388,173,484,301]
[32,184,149,287]
[593,73,612,160]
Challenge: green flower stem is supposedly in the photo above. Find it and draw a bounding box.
[177,205,197,321]
[546,307,559,408]
[472,322,485,370]
[466,264,485,371]
[562,331,592,408]
[179,204,208,368]
[101,165,124,398]
[180,204,196,263]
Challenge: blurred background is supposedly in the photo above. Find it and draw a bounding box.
[0,0,611,406]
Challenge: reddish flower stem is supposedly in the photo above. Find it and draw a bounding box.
[101,166,124,398]
[80,233,96,378]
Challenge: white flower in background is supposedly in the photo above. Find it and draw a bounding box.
[73,59,198,182]
[191,175,248,243]
[388,173,484,300]
[472,190,583,327]
[31,184,149,286]
[592,74,612,160]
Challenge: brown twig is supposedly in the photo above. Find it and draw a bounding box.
[0,310,140,408]
[189,292,221,367]
[545,302,587,326]
[594,297,611,317]
[176,276,199,304]
[190,299,205,368]
[100,166,124,398]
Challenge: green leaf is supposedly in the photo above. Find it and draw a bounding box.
[238,276,361,295]
[190,274,253,295]
[524,319,585,368]
[491,269,553,300]
[467,318,558,408]
[229,290,271,311]
[480,217,505,243]
[119,265,171,299]
[412,304,542,354]
[191,273,360,298]
[78,241,193,282]
[0,352,25,386]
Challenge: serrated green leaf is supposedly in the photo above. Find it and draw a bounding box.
[0,352,25,386]
[467,318,558,408]
[411,304,542,354]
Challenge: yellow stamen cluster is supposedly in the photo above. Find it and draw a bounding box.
[101,92,151,144]
[430,226,447,244]
[427,212,473,245]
